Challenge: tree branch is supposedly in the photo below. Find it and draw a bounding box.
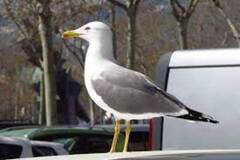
[3,0,43,68]
[170,0,181,21]
[133,0,141,12]
[134,0,141,6]
[3,0,28,38]
[211,0,240,47]
[212,0,223,9]
[175,0,186,13]
[187,0,199,16]
[61,39,85,69]
[107,0,127,11]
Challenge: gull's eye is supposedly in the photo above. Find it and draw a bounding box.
[85,27,91,30]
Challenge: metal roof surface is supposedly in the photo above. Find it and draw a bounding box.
[19,150,240,160]
[169,48,240,67]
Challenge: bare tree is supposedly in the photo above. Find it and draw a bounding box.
[3,0,44,123]
[210,0,240,47]
[108,0,141,69]
[170,0,199,49]
[109,3,117,59]
[36,0,58,126]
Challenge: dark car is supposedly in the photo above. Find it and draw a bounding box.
[0,124,149,154]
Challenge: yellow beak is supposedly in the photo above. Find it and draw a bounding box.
[62,30,80,39]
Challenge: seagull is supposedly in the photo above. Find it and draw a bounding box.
[62,21,218,152]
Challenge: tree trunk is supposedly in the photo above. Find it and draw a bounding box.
[225,17,240,47]
[37,0,58,126]
[126,9,136,69]
[89,97,95,126]
[107,0,140,69]
[212,1,240,47]
[39,74,46,125]
[170,0,199,49]
[14,82,19,121]
[109,4,117,59]
[177,20,188,49]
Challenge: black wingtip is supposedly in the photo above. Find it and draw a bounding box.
[207,118,219,124]
[155,86,219,124]
[173,107,219,124]
[200,112,219,124]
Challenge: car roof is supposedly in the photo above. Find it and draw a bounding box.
[169,48,240,67]
[0,128,39,138]
[0,124,149,139]
[0,137,30,146]
[0,125,114,139]
[31,140,65,147]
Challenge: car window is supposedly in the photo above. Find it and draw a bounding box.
[0,143,23,159]
[31,131,148,153]
[35,134,112,154]
[32,146,57,157]
[67,136,111,154]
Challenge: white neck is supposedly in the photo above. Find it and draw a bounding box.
[84,36,115,80]
[88,40,114,61]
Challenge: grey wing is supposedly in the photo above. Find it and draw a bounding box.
[91,66,187,115]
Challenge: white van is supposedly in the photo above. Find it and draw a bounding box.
[152,49,240,150]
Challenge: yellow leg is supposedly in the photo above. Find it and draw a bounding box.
[123,120,131,152]
[109,120,121,153]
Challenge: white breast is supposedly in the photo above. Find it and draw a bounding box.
[84,54,120,114]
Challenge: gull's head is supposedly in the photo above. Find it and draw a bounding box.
[62,21,112,43]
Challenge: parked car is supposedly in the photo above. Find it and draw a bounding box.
[0,137,68,159]
[0,124,149,154]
